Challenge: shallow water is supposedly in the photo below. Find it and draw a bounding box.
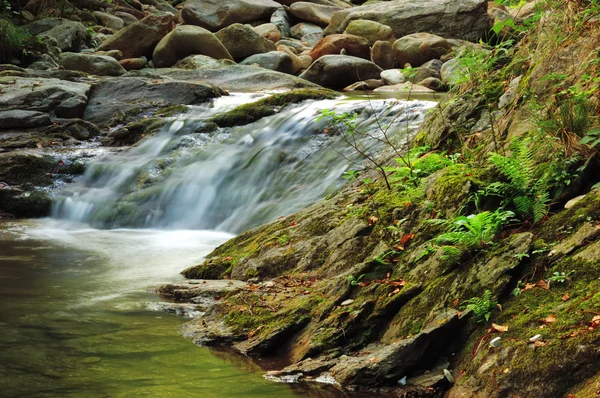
[0,220,354,398]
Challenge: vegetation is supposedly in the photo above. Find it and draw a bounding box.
[462,290,497,322]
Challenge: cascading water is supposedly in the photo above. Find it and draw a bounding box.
[52,95,436,233]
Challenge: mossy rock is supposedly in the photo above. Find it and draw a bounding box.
[425,164,485,217]
[0,189,52,218]
[209,89,338,128]
[153,104,189,118]
[0,153,55,187]
[108,117,167,146]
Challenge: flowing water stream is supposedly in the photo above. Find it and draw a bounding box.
[0,94,436,397]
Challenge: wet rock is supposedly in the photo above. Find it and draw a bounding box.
[393,33,452,68]
[129,65,321,91]
[343,79,384,91]
[418,77,444,91]
[371,40,395,70]
[173,55,221,69]
[413,59,443,83]
[153,25,233,68]
[276,39,306,53]
[309,34,370,60]
[254,23,282,43]
[343,20,394,45]
[0,110,51,129]
[0,77,91,118]
[59,53,126,76]
[215,23,277,62]
[97,15,174,59]
[157,279,247,301]
[94,49,124,60]
[181,0,280,31]
[374,82,435,93]
[299,54,382,89]
[289,2,343,27]
[498,75,522,109]
[240,51,296,74]
[83,77,224,125]
[92,11,124,31]
[113,11,139,26]
[325,0,491,42]
[37,19,88,52]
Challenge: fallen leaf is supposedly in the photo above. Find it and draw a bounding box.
[589,315,600,330]
[451,297,460,308]
[366,357,380,363]
[368,216,378,225]
[562,293,571,301]
[541,314,557,325]
[496,303,503,312]
[224,256,232,261]
[491,323,509,333]
[536,279,550,290]
[534,340,546,347]
[389,280,406,287]
[399,233,415,246]
[248,325,263,339]
[389,288,401,296]
[524,283,536,291]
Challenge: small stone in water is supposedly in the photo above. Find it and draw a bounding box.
[489,337,502,347]
[341,299,354,306]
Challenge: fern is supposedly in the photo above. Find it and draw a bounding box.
[462,290,497,323]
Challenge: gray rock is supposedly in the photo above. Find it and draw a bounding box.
[181,0,280,31]
[38,19,88,52]
[417,77,444,91]
[174,54,221,69]
[157,279,248,301]
[289,2,342,27]
[215,23,277,62]
[0,110,51,129]
[440,58,467,86]
[343,19,394,45]
[374,82,435,93]
[393,33,452,68]
[299,54,382,89]
[276,39,305,53]
[59,52,127,76]
[325,0,491,42]
[97,15,173,59]
[0,77,91,118]
[240,51,296,74]
[153,25,233,68]
[290,22,323,41]
[113,11,140,26]
[92,11,124,31]
[254,23,282,43]
[413,59,443,82]
[343,79,384,91]
[126,65,322,91]
[84,77,224,125]
[271,7,292,37]
[498,75,522,109]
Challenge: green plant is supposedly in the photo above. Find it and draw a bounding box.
[486,139,550,224]
[347,274,365,286]
[548,270,574,284]
[462,290,497,323]
[0,18,29,63]
[433,209,514,251]
[342,170,360,182]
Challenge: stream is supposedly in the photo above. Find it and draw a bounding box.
[0,94,435,397]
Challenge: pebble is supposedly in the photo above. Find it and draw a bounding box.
[489,337,502,347]
[529,334,543,342]
[341,299,354,306]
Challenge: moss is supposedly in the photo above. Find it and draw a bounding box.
[0,154,55,187]
[0,190,52,218]
[539,189,600,241]
[209,89,338,128]
[153,105,189,118]
[109,106,145,126]
[111,118,167,145]
[426,163,485,216]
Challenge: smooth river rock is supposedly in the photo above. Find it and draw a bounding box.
[59,52,126,76]
[181,0,280,31]
[215,23,276,62]
[299,54,382,89]
[324,0,491,42]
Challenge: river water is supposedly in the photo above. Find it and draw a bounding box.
[0,95,435,397]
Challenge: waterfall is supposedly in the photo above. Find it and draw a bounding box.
[52,95,436,233]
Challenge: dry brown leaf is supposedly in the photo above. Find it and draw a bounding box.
[542,314,557,324]
[562,293,571,301]
[496,303,503,312]
[589,315,600,330]
[451,297,460,308]
[491,323,509,333]
[389,288,401,296]
[368,216,378,225]
[534,340,546,347]
[524,283,536,291]
[536,279,550,290]
[248,325,263,339]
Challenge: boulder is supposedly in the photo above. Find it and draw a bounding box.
[215,23,276,62]
[299,54,382,89]
[0,77,91,118]
[173,54,221,69]
[94,49,124,60]
[343,79,384,91]
[380,69,405,85]
[153,25,233,68]
[289,2,342,27]
[309,34,370,60]
[92,11,124,31]
[84,77,224,125]
[97,15,173,59]
[440,58,467,86]
[271,7,292,38]
[119,57,147,70]
[325,0,491,42]
[343,19,394,45]
[254,23,282,43]
[393,33,452,67]
[59,52,127,76]
[290,22,323,44]
[113,11,140,26]
[181,0,280,31]
[276,45,303,72]
[374,82,435,93]
[413,59,443,82]
[38,19,88,52]
[240,51,296,74]
[127,65,321,91]
[417,77,443,91]
[0,110,51,129]
[371,40,394,69]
